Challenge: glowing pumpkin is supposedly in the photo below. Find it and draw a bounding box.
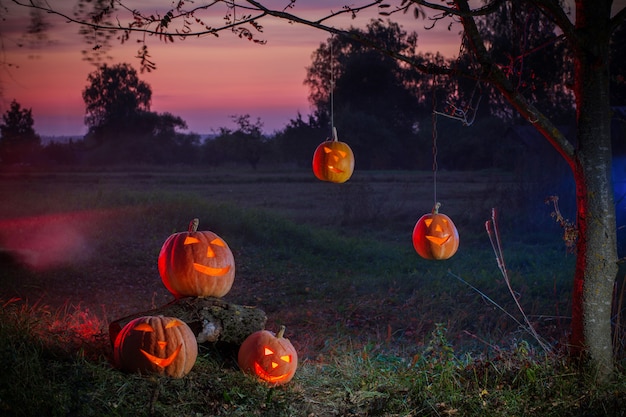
[312,128,354,183]
[412,202,459,260]
[158,218,235,298]
[113,315,198,378]
[238,326,298,386]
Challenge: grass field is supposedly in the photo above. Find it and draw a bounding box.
[0,166,624,416]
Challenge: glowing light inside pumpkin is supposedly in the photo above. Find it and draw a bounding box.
[251,346,293,382]
[183,235,232,276]
[423,218,452,246]
[132,319,185,367]
[141,345,182,367]
[324,146,348,173]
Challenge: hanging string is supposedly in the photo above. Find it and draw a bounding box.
[433,33,482,127]
[330,35,336,140]
[431,76,438,207]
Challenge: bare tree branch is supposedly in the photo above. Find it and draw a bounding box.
[8,0,459,76]
[409,0,505,17]
[526,0,577,41]
[610,4,626,31]
[454,0,576,163]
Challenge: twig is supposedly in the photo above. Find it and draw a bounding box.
[447,270,525,328]
[545,196,578,252]
[485,208,551,353]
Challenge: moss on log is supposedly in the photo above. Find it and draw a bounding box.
[109,297,267,346]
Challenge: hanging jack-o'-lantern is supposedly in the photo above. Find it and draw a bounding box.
[412,202,459,260]
[312,127,355,183]
[238,326,298,385]
[158,218,235,298]
[113,315,198,378]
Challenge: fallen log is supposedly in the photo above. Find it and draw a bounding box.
[108,297,267,347]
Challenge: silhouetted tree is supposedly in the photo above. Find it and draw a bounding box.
[204,115,267,169]
[83,63,151,140]
[82,63,195,164]
[305,19,425,169]
[273,112,328,168]
[42,140,78,165]
[0,100,41,164]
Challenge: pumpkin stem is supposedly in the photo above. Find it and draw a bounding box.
[332,126,338,142]
[277,325,286,339]
[189,218,199,233]
[432,202,441,215]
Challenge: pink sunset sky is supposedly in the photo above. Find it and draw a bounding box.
[1,1,467,137]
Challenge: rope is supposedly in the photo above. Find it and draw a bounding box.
[330,35,335,139]
[432,80,438,206]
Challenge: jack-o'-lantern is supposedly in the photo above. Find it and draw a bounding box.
[238,326,298,385]
[412,202,459,260]
[113,315,198,378]
[158,218,235,298]
[312,128,354,183]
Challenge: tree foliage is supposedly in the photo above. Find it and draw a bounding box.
[83,63,152,135]
[0,99,41,164]
[304,19,427,169]
[473,1,575,123]
[203,115,267,169]
[81,62,197,164]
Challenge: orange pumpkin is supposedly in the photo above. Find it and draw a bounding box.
[158,219,235,298]
[113,315,198,378]
[412,202,459,260]
[312,128,354,183]
[238,326,298,385]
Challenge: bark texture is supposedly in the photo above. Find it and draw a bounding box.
[569,0,617,378]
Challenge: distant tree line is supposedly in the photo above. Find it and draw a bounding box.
[1,20,624,172]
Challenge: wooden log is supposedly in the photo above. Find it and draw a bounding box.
[108,297,267,347]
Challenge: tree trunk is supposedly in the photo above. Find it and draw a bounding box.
[108,297,267,347]
[456,0,617,378]
[568,0,617,378]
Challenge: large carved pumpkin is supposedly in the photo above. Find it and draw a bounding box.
[238,326,298,385]
[312,128,354,183]
[113,315,198,378]
[158,219,235,298]
[412,202,459,260]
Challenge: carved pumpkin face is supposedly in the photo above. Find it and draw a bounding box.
[238,326,298,386]
[412,205,459,260]
[113,315,198,378]
[312,140,355,183]
[158,219,235,298]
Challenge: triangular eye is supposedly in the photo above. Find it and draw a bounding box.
[424,219,433,227]
[338,151,347,158]
[165,319,183,328]
[134,323,154,332]
[210,238,225,247]
[264,347,274,356]
[184,236,200,245]
[323,146,332,154]
[280,355,292,363]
